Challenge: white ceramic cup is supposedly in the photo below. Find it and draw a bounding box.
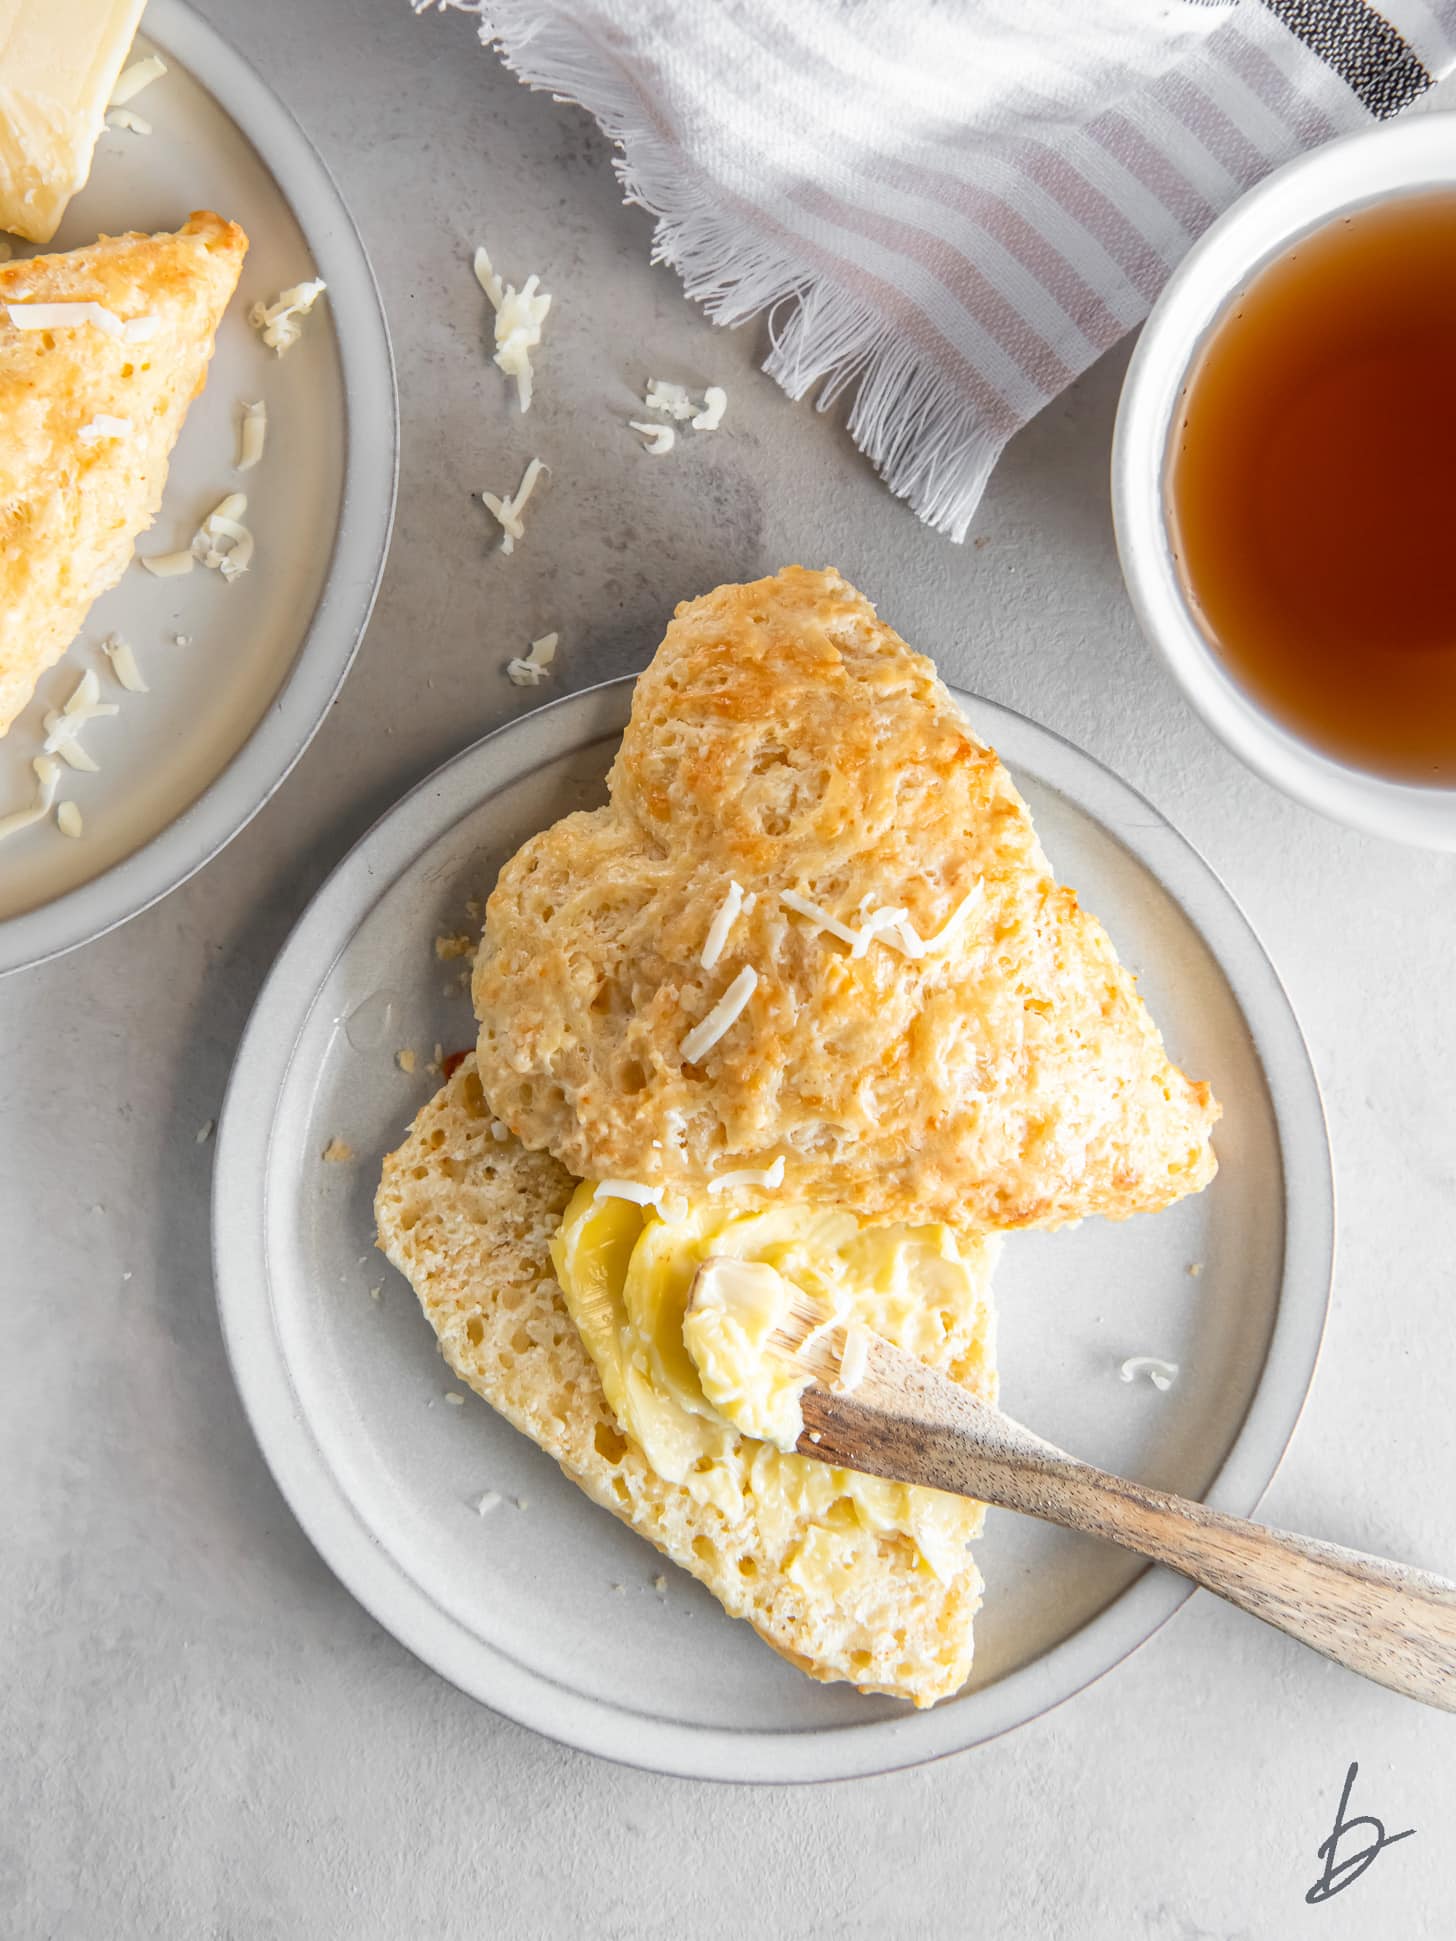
[1113,118,1456,850]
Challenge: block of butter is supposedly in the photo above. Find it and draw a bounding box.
[0,0,147,243]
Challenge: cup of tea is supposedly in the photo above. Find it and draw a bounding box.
[1113,118,1456,849]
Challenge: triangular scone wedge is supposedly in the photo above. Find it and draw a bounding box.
[0,211,247,735]
[474,565,1219,1232]
[376,1059,998,1708]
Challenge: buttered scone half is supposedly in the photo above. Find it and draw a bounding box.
[0,211,248,736]
[376,1058,999,1707]
[475,565,1219,1232]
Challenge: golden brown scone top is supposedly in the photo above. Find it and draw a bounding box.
[474,566,1219,1231]
[0,211,248,736]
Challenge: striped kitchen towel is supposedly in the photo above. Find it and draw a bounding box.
[417,0,1456,539]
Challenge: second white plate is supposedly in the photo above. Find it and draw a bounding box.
[0,0,395,975]
[213,682,1333,1783]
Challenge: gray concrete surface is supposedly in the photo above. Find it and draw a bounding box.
[4,2,1454,1934]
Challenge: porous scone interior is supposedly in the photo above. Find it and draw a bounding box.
[376,1059,997,1707]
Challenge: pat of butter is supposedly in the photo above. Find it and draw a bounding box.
[682,1256,812,1454]
[550,1183,997,1587]
[0,0,147,243]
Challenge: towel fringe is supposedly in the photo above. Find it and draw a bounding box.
[416,0,1004,538]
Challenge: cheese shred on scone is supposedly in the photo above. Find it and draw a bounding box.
[376,1059,998,1707]
[0,211,248,736]
[474,565,1219,1231]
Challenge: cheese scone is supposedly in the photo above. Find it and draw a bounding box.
[376,1058,1000,1707]
[474,565,1219,1233]
[0,210,247,736]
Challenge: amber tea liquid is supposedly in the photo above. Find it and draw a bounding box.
[1168,191,1456,785]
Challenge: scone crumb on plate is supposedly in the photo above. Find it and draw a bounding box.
[395,1047,417,1074]
[1118,1355,1179,1392]
[475,1490,503,1517]
[1187,1261,1204,1278]
[444,1391,465,1406]
[653,1574,668,1595]
[321,1136,354,1163]
[195,1119,215,1144]
[369,1284,383,1302]
[434,931,474,961]
[515,1496,529,1512]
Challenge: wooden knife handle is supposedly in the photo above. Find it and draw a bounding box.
[798,1346,1456,1711]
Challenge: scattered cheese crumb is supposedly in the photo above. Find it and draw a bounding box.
[321,1137,354,1163]
[142,549,195,578]
[643,379,696,420]
[237,399,267,471]
[249,279,327,355]
[434,932,474,961]
[55,799,82,838]
[700,879,744,971]
[642,377,727,431]
[692,385,728,431]
[0,756,62,844]
[43,669,118,772]
[629,419,674,456]
[192,492,253,581]
[481,456,547,556]
[104,108,151,135]
[109,53,167,104]
[680,965,758,1064]
[475,1490,503,1516]
[1187,1262,1204,1279]
[444,1391,465,1406]
[396,1048,417,1074]
[506,630,558,687]
[103,634,149,693]
[195,1120,215,1143]
[473,244,551,411]
[78,413,131,445]
[1119,1355,1179,1393]
[652,1574,668,1595]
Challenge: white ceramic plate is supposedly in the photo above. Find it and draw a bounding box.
[213,682,1333,1784]
[0,0,395,976]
